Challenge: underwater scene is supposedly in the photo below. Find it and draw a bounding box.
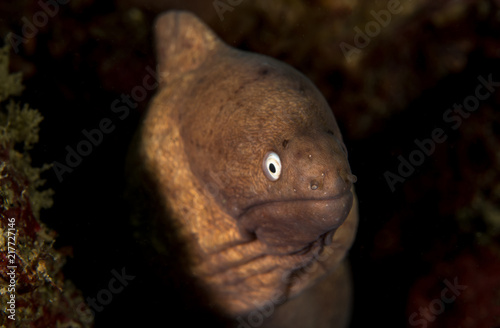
[0,0,499,327]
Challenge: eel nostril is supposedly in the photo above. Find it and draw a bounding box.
[346,174,357,183]
[339,170,357,184]
[310,180,319,190]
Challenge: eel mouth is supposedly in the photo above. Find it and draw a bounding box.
[238,189,353,255]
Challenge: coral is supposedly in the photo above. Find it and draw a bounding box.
[0,43,93,327]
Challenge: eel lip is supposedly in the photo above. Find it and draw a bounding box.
[238,189,353,255]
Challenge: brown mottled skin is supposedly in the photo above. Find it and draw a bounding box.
[130,11,358,328]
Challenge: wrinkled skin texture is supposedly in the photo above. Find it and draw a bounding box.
[132,11,358,328]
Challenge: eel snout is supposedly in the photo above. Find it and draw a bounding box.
[239,134,355,255]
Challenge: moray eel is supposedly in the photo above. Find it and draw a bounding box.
[129,11,358,328]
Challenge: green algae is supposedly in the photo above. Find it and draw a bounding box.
[0,42,53,219]
[0,43,23,104]
[0,40,93,327]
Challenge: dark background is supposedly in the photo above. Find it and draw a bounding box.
[1,0,500,327]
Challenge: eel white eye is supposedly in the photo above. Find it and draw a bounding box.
[262,151,282,181]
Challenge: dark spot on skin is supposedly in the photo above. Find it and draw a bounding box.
[234,84,245,94]
[340,143,348,156]
[298,82,306,93]
[282,139,289,149]
[189,138,202,149]
[235,73,268,96]
[327,130,334,136]
[258,67,269,76]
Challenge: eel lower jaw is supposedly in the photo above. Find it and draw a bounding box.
[237,189,353,256]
